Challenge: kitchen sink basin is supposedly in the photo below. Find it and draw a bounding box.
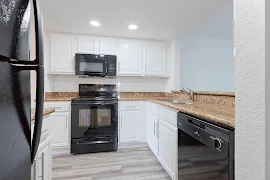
[158,99,193,104]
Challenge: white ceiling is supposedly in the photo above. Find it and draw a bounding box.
[39,0,232,40]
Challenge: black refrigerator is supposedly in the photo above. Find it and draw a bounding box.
[0,0,44,180]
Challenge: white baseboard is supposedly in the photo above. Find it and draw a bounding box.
[52,147,70,156]
[118,142,148,149]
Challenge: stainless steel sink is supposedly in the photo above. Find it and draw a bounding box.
[158,99,193,104]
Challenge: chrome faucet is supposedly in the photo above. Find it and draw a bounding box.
[180,87,194,101]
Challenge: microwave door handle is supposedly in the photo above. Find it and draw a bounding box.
[85,72,105,77]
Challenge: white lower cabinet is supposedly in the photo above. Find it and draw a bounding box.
[158,119,178,180]
[48,113,69,148]
[119,110,141,142]
[146,102,178,180]
[119,101,146,143]
[147,112,159,157]
[33,135,52,180]
[44,102,71,154]
[31,116,52,180]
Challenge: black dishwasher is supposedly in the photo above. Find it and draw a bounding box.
[177,112,234,180]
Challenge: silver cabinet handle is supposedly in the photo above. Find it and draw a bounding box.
[156,123,159,138]
[120,115,123,126]
[154,122,156,135]
[66,118,68,129]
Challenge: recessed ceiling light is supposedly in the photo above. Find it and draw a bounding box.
[128,24,138,30]
[90,21,100,27]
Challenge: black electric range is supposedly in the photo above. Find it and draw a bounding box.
[71,84,118,154]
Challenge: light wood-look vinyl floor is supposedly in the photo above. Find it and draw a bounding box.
[52,146,171,180]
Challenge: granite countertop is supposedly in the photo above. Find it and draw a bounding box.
[44,97,74,102]
[148,99,234,128]
[43,92,235,128]
[31,107,55,121]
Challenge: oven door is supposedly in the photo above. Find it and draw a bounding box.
[71,101,118,139]
[75,54,107,76]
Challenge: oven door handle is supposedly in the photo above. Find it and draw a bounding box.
[95,102,118,105]
[72,102,118,105]
[76,140,112,145]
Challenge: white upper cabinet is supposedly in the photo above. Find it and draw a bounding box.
[98,37,117,55]
[77,35,96,54]
[50,33,77,73]
[77,36,117,55]
[117,39,142,75]
[49,33,168,76]
[143,41,167,76]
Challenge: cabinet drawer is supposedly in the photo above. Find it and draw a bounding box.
[158,105,177,126]
[44,102,70,112]
[147,101,158,115]
[119,101,143,110]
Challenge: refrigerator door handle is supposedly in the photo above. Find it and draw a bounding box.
[11,63,44,165]
[8,0,44,66]
[30,0,45,164]
[31,65,44,164]
[33,0,44,66]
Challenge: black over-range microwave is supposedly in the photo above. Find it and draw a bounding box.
[75,54,117,77]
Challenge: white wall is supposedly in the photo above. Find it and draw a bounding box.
[235,0,266,179]
[165,39,181,91]
[189,2,234,39]
[51,75,169,92]
[180,37,234,91]
[180,2,234,92]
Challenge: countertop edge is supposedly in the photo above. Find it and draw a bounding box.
[31,107,56,121]
[42,98,234,128]
[171,90,235,97]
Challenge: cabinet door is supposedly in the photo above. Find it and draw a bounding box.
[48,113,69,148]
[119,110,141,142]
[158,119,178,180]
[77,35,96,54]
[98,37,117,55]
[143,41,166,76]
[147,112,158,157]
[118,39,142,75]
[32,155,40,180]
[50,33,77,73]
[33,135,52,180]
